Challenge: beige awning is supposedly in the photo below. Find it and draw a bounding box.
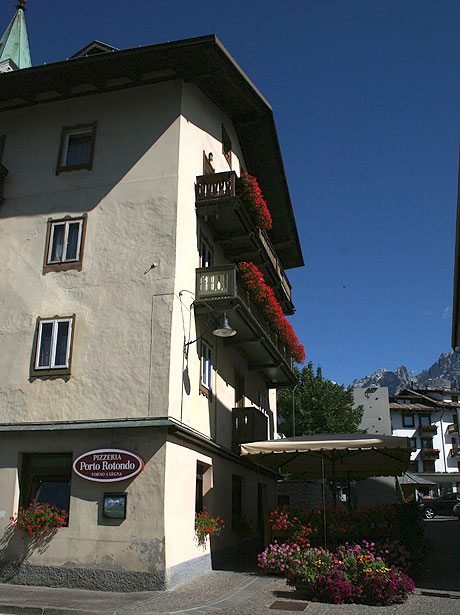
[240,433,410,479]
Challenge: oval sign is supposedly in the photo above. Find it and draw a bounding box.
[73,449,144,482]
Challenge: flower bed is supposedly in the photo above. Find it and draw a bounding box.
[238,262,305,364]
[258,504,421,605]
[258,542,414,605]
[10,502,67,542]
[236,173,272,231]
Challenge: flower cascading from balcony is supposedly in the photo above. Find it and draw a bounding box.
[236,173,272,231]
[238,262,306,364]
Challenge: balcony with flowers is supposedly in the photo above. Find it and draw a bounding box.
[420,448,440,461]
[194,262,305,387]
[418,424,437,436]
[195,171,294,314]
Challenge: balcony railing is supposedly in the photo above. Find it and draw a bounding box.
[195,172,293,313]
[420,448,440,461]
[447,423,459,435]
[419,424,437,436]
[450,445,460,459]
[232,406,268,453]
[194,265,296,387]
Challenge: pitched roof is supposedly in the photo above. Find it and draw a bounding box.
[0,35,303,269]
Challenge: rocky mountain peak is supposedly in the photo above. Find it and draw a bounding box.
[350,351,460,394]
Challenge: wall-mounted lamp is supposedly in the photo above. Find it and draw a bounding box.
[212,312,236,338]
[208,152,213,162]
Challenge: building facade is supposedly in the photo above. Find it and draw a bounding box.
[0,6,304,590]
[357,386,460,495]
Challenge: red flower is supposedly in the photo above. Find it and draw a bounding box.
[238,262,306,364]
[236,174,272,231]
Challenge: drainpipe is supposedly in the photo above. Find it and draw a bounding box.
[291,383,298,437]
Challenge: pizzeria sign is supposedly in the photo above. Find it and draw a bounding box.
[73,449,144,482]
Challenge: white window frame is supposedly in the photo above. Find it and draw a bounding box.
[35,317,73,370]
[62,128,94,167]
[200,341,212,391]
[47,219,83,264]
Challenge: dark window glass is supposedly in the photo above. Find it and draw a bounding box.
[403,415,414,427]
[50,224,65,262]
[66,132,92,166]
[38,322,53,367]
[65,223,80,260]
[420,415,431,426]
[20,453,72,524]
[55,321,69,367]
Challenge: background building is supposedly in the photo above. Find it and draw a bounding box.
[356,386,460,495]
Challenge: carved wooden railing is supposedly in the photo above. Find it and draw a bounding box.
[195,171,236,202]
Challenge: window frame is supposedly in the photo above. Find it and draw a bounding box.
[56,122,97,174]
[419,414,431,426]
[199,235,214,268]
[31,315,75,378]
[43,214,87,274]
[200,339,212,397]
[402,414,415,428]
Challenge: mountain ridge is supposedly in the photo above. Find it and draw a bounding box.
[350,351,460,394]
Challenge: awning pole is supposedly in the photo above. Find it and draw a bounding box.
[321,453,327,550]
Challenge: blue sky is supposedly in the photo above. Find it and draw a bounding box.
[12,0,460,385]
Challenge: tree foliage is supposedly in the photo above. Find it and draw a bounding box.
[277,362,364,436]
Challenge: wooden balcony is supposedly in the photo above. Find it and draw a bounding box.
[450,445,460,459]
[419,424,437,436]
[447,423,459,435]
[194,265,296,387]
[232,406,268,453]
[420,448,440,461]
[195,172,294,315]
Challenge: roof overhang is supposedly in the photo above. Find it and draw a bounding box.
[0,35,303,270]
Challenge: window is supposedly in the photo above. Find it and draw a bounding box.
[43,215,87,274]
[200,340,212,395]
[200,236,213,268]
[235,370,245,408]
[222,124,232,168]
[259,392,268,413]
[421,438,433,449]
[32,316,75,376]
[397,399,411,404]
[409,437,417,451]
[257,483,267,533]
[20,453,72,524]
[452,395,458,403]
[231,474,242,530]
[402,414,414,427]
[408,461,419,473]
[56,122,96,174]
[420,415,431,426]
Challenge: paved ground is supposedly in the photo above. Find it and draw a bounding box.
[0,570,459,615]
[0,519,458,615]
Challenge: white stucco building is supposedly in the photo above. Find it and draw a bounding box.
[357,386,460,494]
[0,5,304,590]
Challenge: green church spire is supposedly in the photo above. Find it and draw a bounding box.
[0,1,31,70]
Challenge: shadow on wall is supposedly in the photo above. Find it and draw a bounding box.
[0,523,57,582]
